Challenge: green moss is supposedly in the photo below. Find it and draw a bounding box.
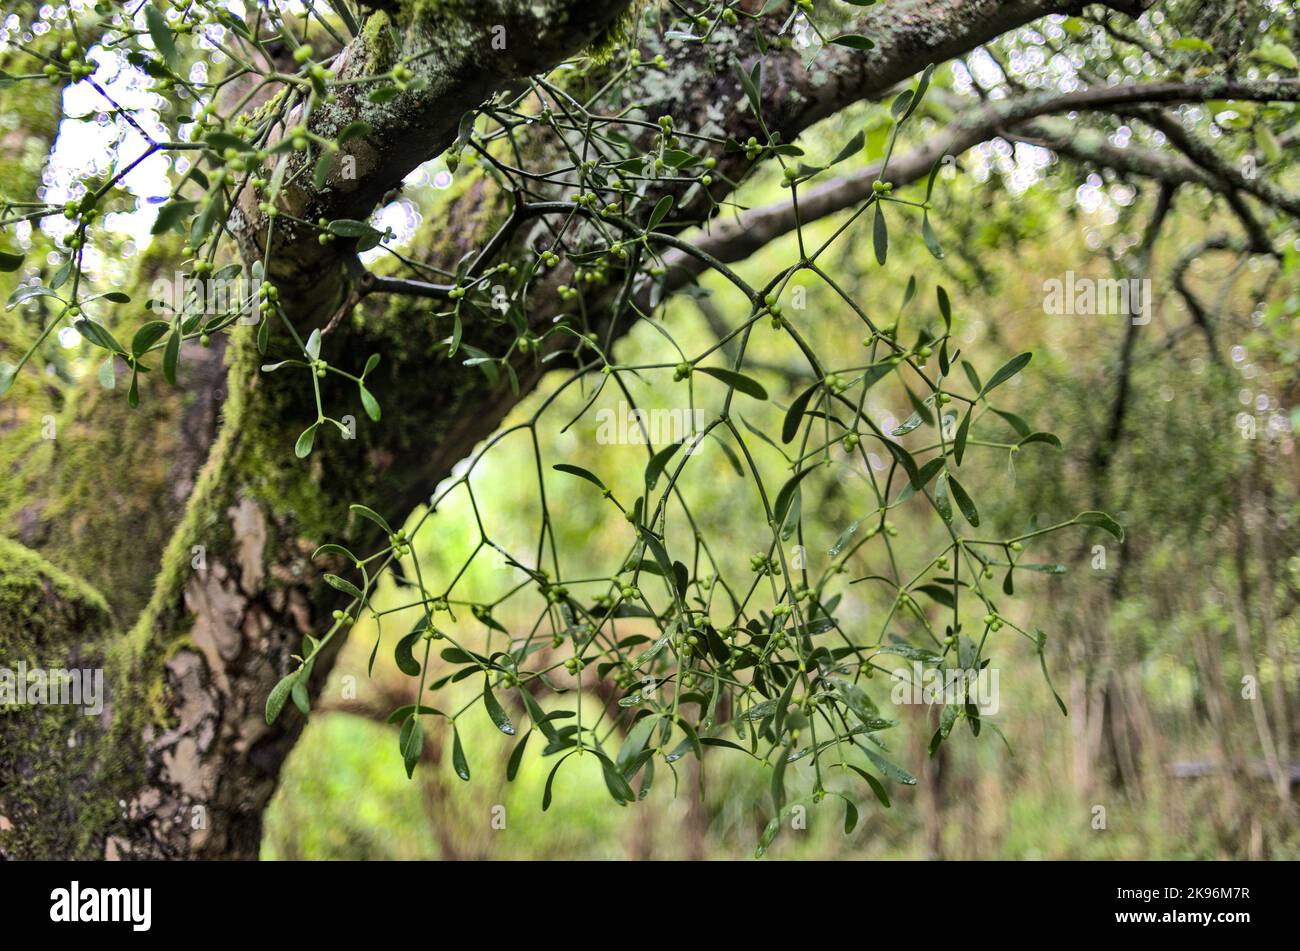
[399,0,457,26]
[0,383,58,532]
[35,387,182,619]
[0,536,110,635]
[360,10,400,74]
[585,1,643,63]
[226,329,349,541]
[19,235,190,623]
[0,538,112,859]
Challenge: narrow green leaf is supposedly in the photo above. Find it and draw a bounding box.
[897,457,945,503]
[337,120,371,144]
[76,318,125,354]
[616,714,659,772]
[642,531,675,583]
[145,3,180,71]
[934,473,953,523]
[597,751,636,804]
[49,261,71,289]
[774,467,816,528]
[847,764,892,807]
[698,366,767,400]
[864,748,917,785]
[349,503,392,533]
[553,462,606,491]
[1036,630,1069,716]
[323,573,364,600]
[359,384,381,422]
[873,204,888,265]
[313,149,333,190]
[521,689,557,741]
[992,408,1032,438]
[771,746,789,812]
[782,382,820,444]
[735,61,763,117]
[922,213,944,259]
[644,440,682,491]
[1019,431,1062,449]
[828,128,866,167]
[542,752,575,810]
[506,730,531,781]
[294,423,317,458]
[162,330,180,385]
[890,88,915,120]
[830,33,875,50]
[6,284,59,310]
[755,813,783,858]
[451,727,470,781]
[954,407,972,465]
[399,715,422,778]
[901,63,937,122]
[190,189,224,245]
[327,218,382,239]
[882,438,922,488]
[265,670,299,725]
[151,200,196,235]
[1074,510,1124,541]
[980,352,1032,397]
[131,320,170,358]
[947,474,979,527]
[483,678,516,735]
[394,628,423,677]
[314,543,358,562]
[647,194,674,230]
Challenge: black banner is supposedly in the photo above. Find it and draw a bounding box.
[0,859,1286,939]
